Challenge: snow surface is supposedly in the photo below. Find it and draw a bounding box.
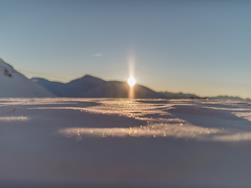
[0,58,53,97]
[1,98,251,187]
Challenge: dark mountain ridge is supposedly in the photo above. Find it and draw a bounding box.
[32,75,165,98]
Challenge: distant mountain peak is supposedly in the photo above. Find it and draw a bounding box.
[67,74,105,85]
[79,74,105,81]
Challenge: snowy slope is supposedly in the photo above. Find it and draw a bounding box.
[1,98,251,187]
[0,58,53,97]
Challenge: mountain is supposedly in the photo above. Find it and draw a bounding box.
[31,77,65,97]
[209,95,251,101]
[0,58,53,97]
[32,75,165,98]
[160,91,201,99]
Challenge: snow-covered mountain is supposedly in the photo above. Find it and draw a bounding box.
[0,58,53,97]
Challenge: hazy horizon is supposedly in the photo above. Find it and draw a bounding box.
[1,0,251,97]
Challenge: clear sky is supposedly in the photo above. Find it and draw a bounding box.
[0,0,251,97]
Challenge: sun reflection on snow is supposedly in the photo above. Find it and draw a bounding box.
[80,99,174,123]
[0,116,29,122]
[59,125,251,142]
[57,99,251,142]
[59,123,220,140]
[3,98,251,142]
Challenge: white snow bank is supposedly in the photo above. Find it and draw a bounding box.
[0,58,53,97]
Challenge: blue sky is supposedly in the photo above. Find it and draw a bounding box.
[0,0,251,97]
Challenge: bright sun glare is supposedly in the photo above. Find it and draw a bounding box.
[127,76,136,87]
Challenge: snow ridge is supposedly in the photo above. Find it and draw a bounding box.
[0,58,53,97]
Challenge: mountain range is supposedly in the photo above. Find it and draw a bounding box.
[0,58,201,99]
[32,75,166,98]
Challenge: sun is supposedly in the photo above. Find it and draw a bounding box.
[127,76,136,87]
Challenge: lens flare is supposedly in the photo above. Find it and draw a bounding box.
[127,76,136,87]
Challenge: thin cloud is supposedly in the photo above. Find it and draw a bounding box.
[92,53,103,57]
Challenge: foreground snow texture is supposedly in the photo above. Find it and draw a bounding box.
[1,99,251,187]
